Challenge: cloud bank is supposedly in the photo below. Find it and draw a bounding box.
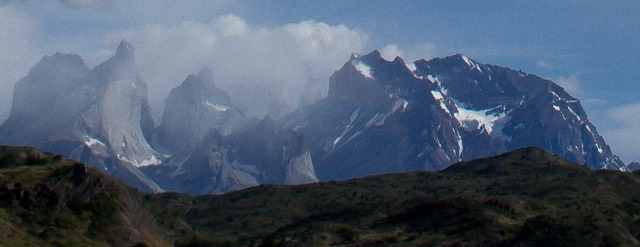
[602,103,640,163]
[556,74,580,97]
[57,0,112,9]
[0,5,41,122]
[103,14,369,118]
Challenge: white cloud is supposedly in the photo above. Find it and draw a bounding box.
[536,59,552,70]
[601,103,640,163]
[103,15,369,118]
[0,5,41,123]
[411,42,437,61]
[57,0,112,9]
[555,74,579,96]
[212,14,248,37]
[103,20,219,107]
[379,42,437,63]
[379,44,404,61]
[581,98,608,106]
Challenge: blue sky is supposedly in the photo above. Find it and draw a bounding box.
[0,0,638,162]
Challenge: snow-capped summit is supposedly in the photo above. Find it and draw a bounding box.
[114,39,136,61]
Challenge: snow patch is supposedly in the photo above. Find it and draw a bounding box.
[353,61,374,79]
[139,155,162,167]
[454,103,509,136]
[365,113,384,127]
[401,98,409,111]
[431,90,444,100]
[461,55,483,73]
[567,106,582,121]
[406,63,417,73]
[550,90,562,100]
[205,100,230,112]
[427,74,437,83]
[117,154,162,167]
[461,55,473,67]
[455,129,464,157]
[431,90,451,114]
[406,63,424,79]
[83,135,105,147]
[331,109,359,149]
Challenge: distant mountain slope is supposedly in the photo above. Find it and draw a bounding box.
[280,51,624,180]
[143,116,318,195]
[2,145,640,246]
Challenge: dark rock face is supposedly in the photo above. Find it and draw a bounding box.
[143,117,317,195]
[0,40,162,192]
[281,51,624,180]
[415,55,621,169]
[628,162,640,171]
[154,67,243,156]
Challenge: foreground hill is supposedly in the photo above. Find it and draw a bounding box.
[2,145,640,246]
[0,146,170,246]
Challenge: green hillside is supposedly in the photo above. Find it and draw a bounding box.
[0,146,170,247]
[2,145,640,246]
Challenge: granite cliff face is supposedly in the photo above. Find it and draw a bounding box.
[0,40,162,192]
[144,117,318,195]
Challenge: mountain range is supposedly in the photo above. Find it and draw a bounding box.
[0,40,631,194]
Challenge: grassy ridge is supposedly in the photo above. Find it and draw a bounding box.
[0,146,170,247]
[2,146,640,246]
[146,147,640,246]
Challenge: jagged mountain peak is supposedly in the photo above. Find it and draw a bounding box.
[349,49,381,61]
[114,39,135,61]
[196,66,214,81]
[180,67,218,91]
[92,40,141,83]
[342,50,418,84]
[628,161,640,171]
[30,52,88,75]
[155,66,240,156]
[47,51,86,64]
